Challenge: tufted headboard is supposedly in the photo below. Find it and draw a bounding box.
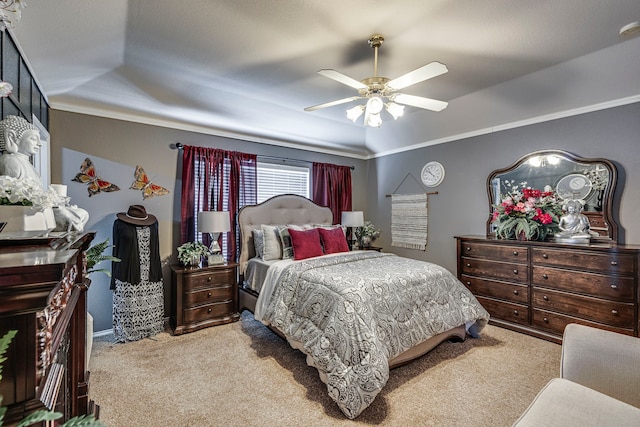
[237,194,333,274]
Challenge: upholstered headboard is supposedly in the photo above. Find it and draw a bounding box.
[237,194,333,274]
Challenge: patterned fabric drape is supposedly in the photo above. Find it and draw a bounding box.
[181,145,257,262]
[391,193,429,250]
[312,162,352,224]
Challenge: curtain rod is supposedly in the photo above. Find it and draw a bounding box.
[173,142,355,170]
[385,191,439,197]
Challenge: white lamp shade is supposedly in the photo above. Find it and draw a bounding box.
[197,211,231,233]
[341,211,364,227]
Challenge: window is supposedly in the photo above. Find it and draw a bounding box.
[257,162,310,203]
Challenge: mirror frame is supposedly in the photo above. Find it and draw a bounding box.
[486,149,619,242]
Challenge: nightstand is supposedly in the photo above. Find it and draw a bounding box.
[170,262,240,335]
[359,246,382,252]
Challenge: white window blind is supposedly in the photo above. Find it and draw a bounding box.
[257,163,309,203]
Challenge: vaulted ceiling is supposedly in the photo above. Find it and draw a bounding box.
[11,0,640,158]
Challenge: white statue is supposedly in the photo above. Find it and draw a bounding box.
[0,115,89,233]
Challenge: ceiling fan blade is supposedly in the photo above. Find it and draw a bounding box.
[304,96,363,111]
[386,62,448,91]
[393,93,448,112]
[317,69,368,90]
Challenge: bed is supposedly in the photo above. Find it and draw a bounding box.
[238,194,489,419]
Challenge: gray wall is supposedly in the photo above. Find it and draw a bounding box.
[50,110,367,332]
[51,102,639,332]
[368,102,640,274]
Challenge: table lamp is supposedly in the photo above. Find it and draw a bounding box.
[341,211,364,250]
[198,211,231,265]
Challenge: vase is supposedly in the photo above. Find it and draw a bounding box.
[186,255,202,268]
[361,236,372,247]
[0,206,56,237]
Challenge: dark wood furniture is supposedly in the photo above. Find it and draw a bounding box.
[456,235,639,343]
[170,263,239,335]
[359,246,382,252]
[0,232,97,426]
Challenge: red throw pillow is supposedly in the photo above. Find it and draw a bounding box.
[318,226,349,254]
[289,228,324,260]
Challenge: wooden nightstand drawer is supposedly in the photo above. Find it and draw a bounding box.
[461,242,528,262]
[185,284,234,307]
[171,263,239,335]
[461,258,529,284]
[476,296,529,326]
[461,274,529,304]
[532,287,634,327]
[184,299,234,324]
[184,267,237,291]
[532,266,634,301]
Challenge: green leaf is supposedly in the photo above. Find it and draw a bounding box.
[60,414,106,427]
[15,410,62,427]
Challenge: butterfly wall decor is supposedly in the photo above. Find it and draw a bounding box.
[72,157,121,197]
[130,165,170,200]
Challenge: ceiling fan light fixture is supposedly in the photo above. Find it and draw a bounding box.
[346,105,365,122]
[386,102,405,120]
[366,113,382,128]
[366,96,384,114]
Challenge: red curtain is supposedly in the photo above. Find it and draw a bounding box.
[181,145,257,262]
[312,162,352,224]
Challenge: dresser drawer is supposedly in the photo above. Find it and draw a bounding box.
[532,309,635,337]
[460,242,528,262]
[461,275,529,304]
[532,287,634,327]
[184,299,234,324]
[532,248,635,275]
[532,267,634,301]
[461,258,529,284]
[476,296,529,326]
[184,284,234,307]
[183,267,237,291]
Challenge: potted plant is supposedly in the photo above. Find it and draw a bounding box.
[177,241,210,267]
[355,221,381,248]
[492,181,562,241]
[0,176,65,234]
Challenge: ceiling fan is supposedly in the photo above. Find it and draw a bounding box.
[304,34,449,127]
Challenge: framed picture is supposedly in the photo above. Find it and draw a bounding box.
[31,114,50,188]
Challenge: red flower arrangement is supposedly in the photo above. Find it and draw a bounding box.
[492,185,563,241]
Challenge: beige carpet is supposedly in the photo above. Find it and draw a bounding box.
[89,312,561,427]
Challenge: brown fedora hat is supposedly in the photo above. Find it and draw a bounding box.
[117,204,157,226]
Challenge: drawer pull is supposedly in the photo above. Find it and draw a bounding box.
[611,310,618,315]
[543,295,549,301]
[513,269,518,275]
[542,274,548,279]
[512,251,518,256]
[466,246,471,251]
[466,281,471,286]
[542,253,548,259]
[513,310,519,316]
[610,284,618,289]
[207,292,212,297]
[207,276,213,282]
[610,261,618,266]
[207,308,212,313]
[466,263,471,268]
[543,317,549,323]
[513,290,519,295]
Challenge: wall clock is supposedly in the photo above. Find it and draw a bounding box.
[421,161,445,187]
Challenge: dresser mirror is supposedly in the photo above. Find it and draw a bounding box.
[486,149,618,242]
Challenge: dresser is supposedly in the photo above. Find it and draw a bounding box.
[0,232,97,425]
[170,263,240,335]
[456,235,640,343]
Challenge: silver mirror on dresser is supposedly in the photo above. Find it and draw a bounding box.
[486,149,619,242]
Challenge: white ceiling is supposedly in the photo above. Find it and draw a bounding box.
[11,0,640,158]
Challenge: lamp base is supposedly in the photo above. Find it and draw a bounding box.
[207,253,225,265]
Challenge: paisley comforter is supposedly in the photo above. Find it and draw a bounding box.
[256,251,490,419]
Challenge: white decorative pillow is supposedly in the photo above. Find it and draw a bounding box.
[279,225,307,259]
[252,229,264,259]
[261,224,283,261]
